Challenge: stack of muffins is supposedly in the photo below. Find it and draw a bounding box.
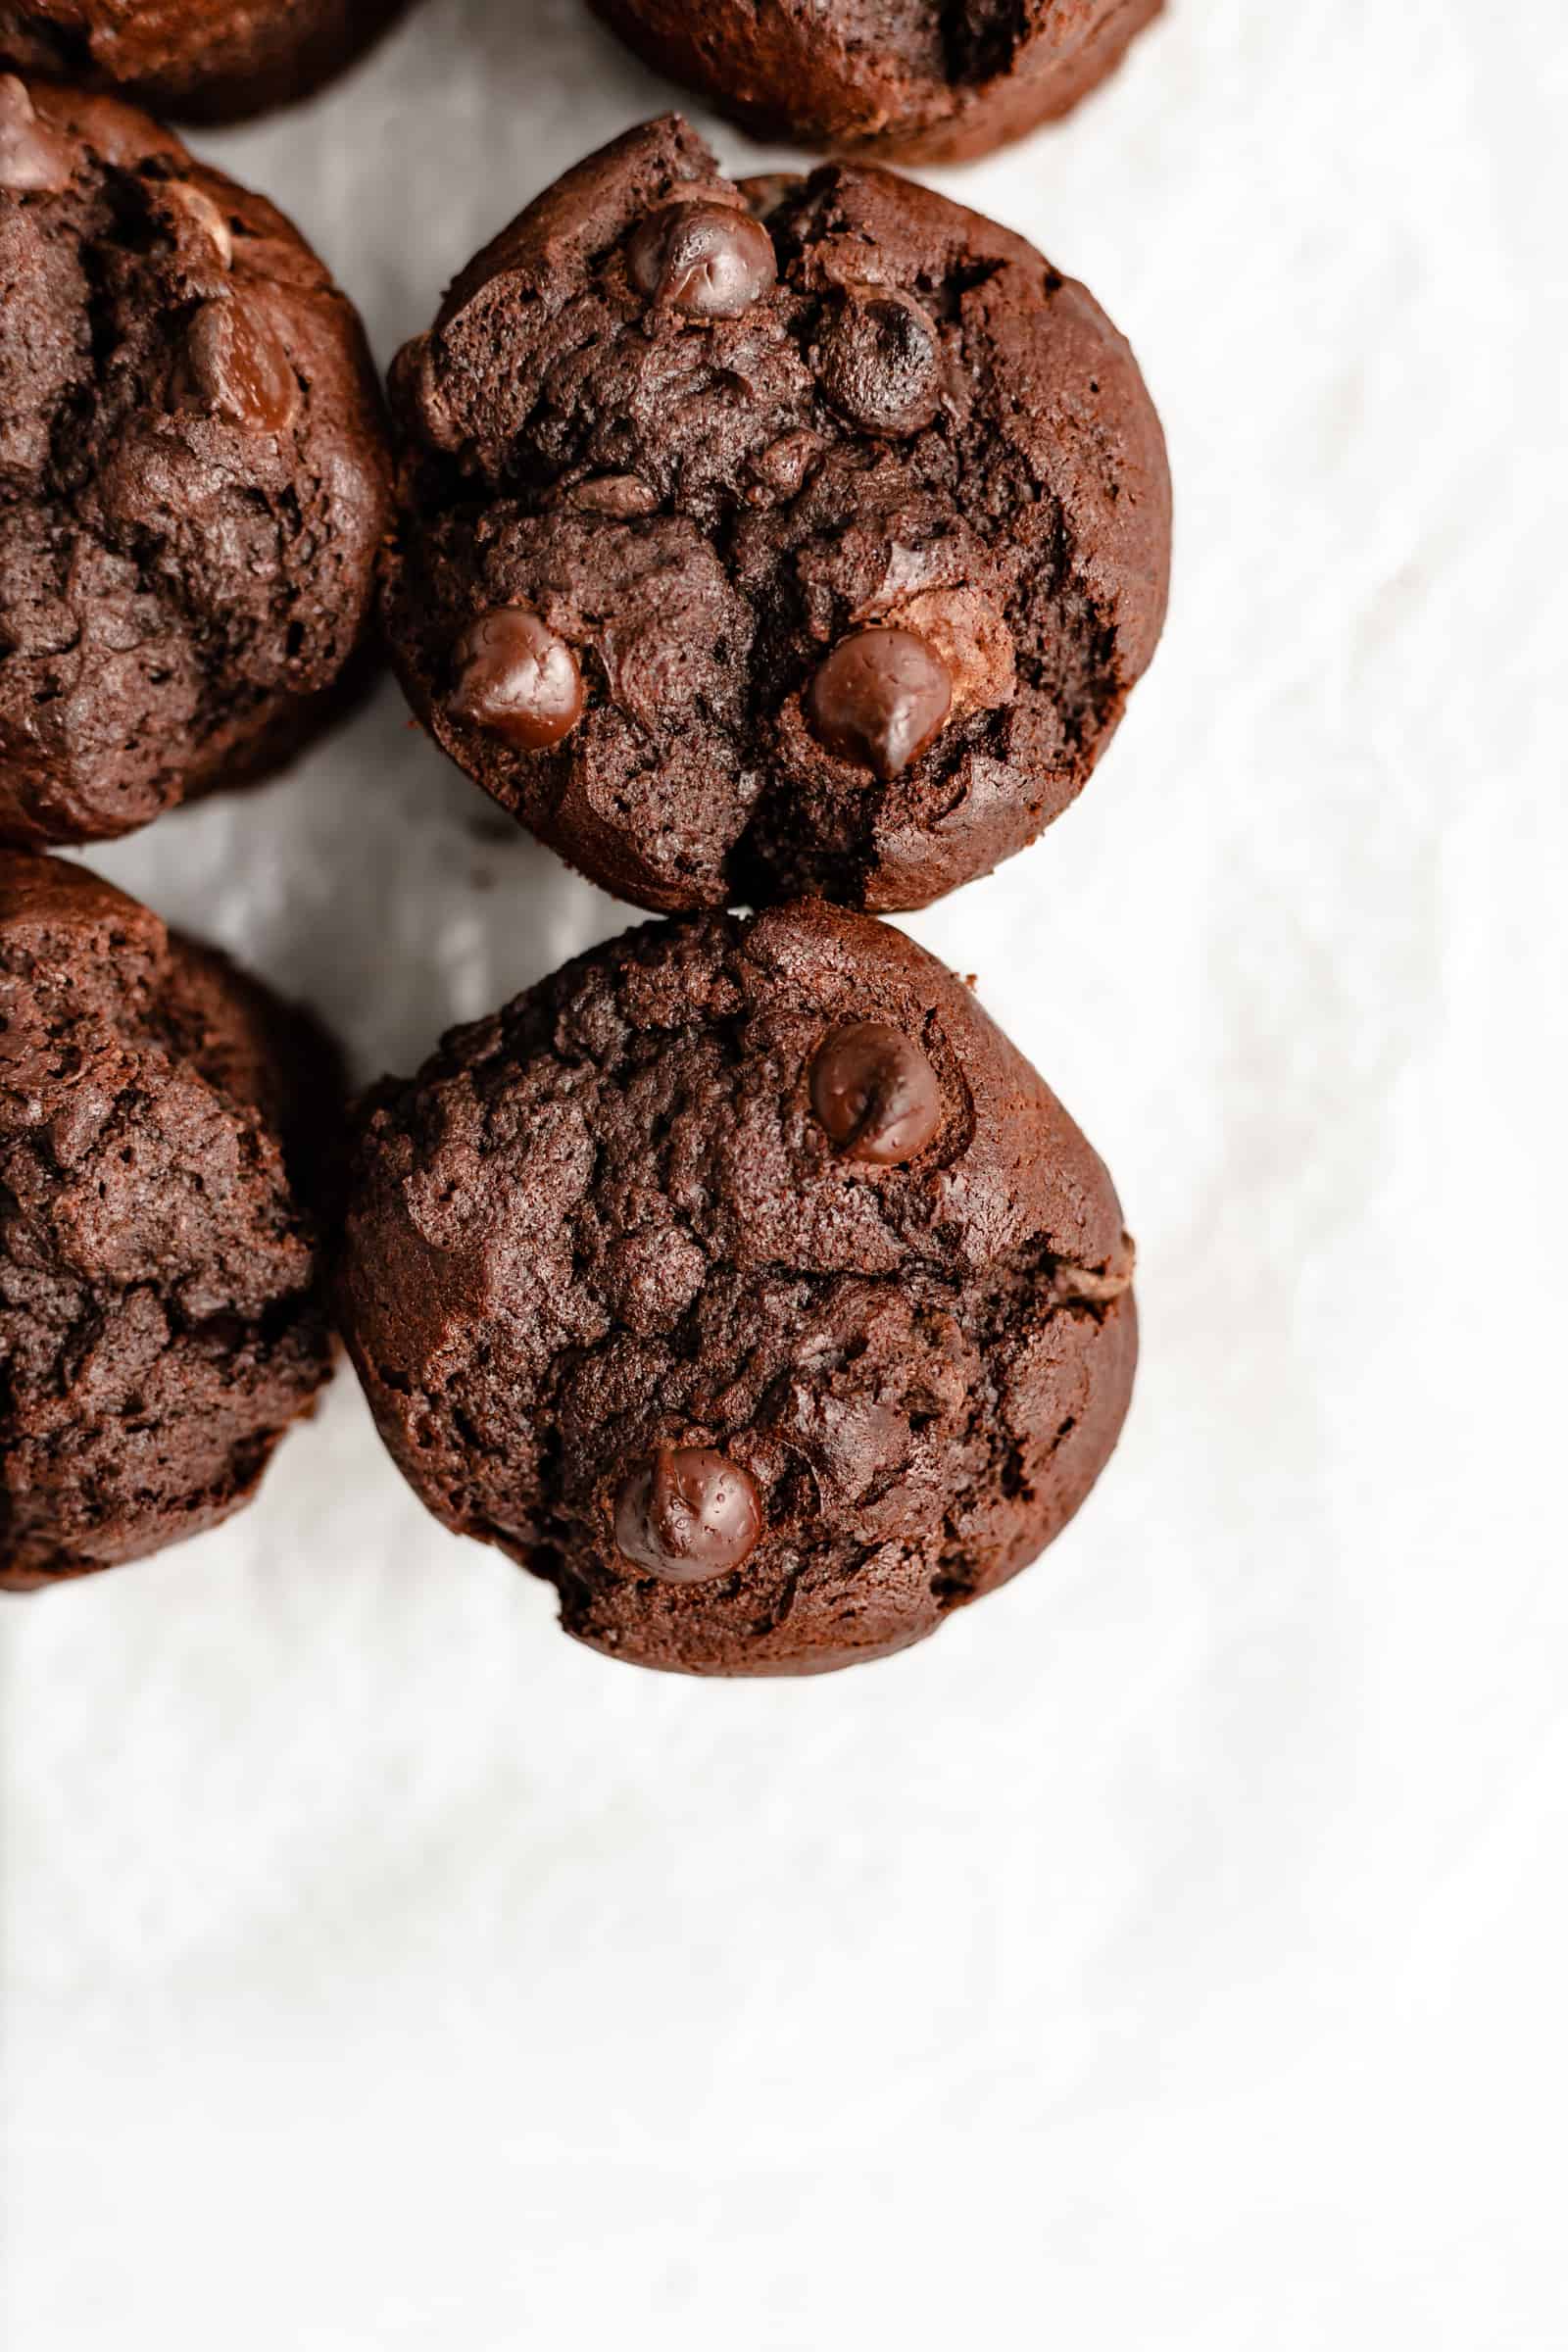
[0,2,1170,1674]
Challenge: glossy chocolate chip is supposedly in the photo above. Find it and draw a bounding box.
[0,74,74,195]
[817,282,944,438]
[805,627,953,780]
[809,1022,943,1165]
[178,298,299,432]
[627,200,777,319]
[449,607,585,750]
[613,1446,762,1581]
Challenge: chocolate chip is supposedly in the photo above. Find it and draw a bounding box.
[177,298,299,432]
[449,607,585,750]
[566,472,659,517]
[805,627,953,780]
[162,178,233,269]
[817,282,944,438]
[627,200,777,319]
[613,1446,762,1580]
[0,75,75,196]
[809,1022,942,1165]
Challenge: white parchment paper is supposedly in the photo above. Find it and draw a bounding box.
[3,3,1566,2343]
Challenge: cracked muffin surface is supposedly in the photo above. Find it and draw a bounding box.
[0,74,390,850]
[337,900,1137,1676]
[0,850,340,1589]
[588,0,1163,165]
[0,1,413,124]
[382,115,1169,915]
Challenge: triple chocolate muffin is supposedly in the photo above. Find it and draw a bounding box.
[0,75,390,850]
[336,900,1136,1676]
[383,117,1169,915]
[0,852,340,1590]
[588,0,1162,165]
[0,0,412,123]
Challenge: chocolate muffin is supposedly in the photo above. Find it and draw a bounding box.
[337,901,1137,1677]
[0,0,411,124]
[0,851,339,1590]
[588,0,1162,165]
[382,117,1168,915]
[0,75,390,851]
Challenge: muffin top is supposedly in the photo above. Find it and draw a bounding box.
[587,0,1164,164]
[0,0,414,124]
[338,900,1136,1674]
[383,115,1169,915]
[0,74,389,849]
[0,850,339,1586]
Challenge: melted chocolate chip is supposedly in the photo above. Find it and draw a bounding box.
[817,282,944,438]
[0,74,75,196]
[449,608,585,750]
[805,627,954,780]
[627,200,778,319]
[178,298,299,432]
[809,1022,943,1164]
[613,1446,762,1580]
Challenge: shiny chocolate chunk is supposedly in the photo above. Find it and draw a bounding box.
[809,1021,943,1164]
[806,626,953,780]
[613,1446,762,1580]
[178,297,299,431]
[627,199,777,319]
[817,282,944,438]
[449,608,585,750]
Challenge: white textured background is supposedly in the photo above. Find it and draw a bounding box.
[4,2,1566,2342]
